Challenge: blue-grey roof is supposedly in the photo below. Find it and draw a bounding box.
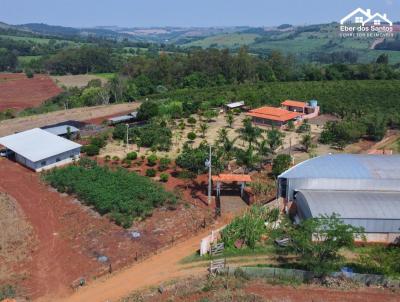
[295,190,400,233]
[279,154,400,180]
[107,115,134,123]
[42,125,79,136]
[0,128,81,162]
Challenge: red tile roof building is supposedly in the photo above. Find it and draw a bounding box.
[246,106,302,127]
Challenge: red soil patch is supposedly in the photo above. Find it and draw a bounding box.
[0,159,213,300]
[244,281,400,302]
[0,73,62,111]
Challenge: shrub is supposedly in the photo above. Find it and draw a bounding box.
[104,155,111,162]
[159,157,171,171]
[122,158,132,166]
[25,69,34,78]
[110,212,132,228]
[160,173,169,182]
[187,116,196,124]
[126,151,138,160]
[82,144,100,156]
[90,136,107,148]
[272,154,292,176]
[112,155,120,161]
[221,206,277,249]
[0,285,16,300]
[187,132,197,141]
[146,168,156,177]
[147,154,157,166]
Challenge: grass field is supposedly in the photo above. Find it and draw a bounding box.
[0,34,79,46]
[182,24,400,63]
[92,72,116,79]
[186,33,260,48]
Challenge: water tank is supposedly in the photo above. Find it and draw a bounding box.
[309,100,318,108]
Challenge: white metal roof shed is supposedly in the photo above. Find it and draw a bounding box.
[42,125,80,136]
[0,128,82,162]
[226,101,245,109]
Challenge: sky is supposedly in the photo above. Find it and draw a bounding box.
[1,0,399,28]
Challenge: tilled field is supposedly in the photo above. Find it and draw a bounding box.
[0,160,214,300]
[0,102,139,136]
[0,73,62,111]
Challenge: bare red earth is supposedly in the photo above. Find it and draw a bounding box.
[244,282,400,302]
[0,73,62,111]
[0,159,213,300]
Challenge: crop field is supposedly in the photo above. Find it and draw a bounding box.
[0,34,79,45]
[186,33,260,48]
[0,73,62,111]
[51,74,109,88]
[0,159,214,300]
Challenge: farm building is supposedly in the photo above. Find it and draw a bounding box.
[42,125,80,138]
[107,111,138,125]
[0,128,81,172]
[246,106,302,127]
[225,101,245,111]
[247,100,319,128]
[278,154,400,243]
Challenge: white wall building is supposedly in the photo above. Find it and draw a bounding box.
[0,128,81,172]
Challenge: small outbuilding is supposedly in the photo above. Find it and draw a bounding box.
[42,125,80,138]
[0,128,81,172]
[225,101,245,111]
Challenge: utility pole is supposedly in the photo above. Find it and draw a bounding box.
[126,124,129,152]
[205,145,212,205]
[208,145,212,205]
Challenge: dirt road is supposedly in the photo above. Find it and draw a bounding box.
[0,103,139,136]
[48,227,221,302]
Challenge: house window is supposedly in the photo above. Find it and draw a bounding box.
[355,16,363,23]
[374,19,381,25]
[41,161,47,166]
[56,158,61,162]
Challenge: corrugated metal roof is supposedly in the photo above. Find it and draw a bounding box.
[42,125,79,136]
[295,190,400,233]
[0,128,81,162]
[279,154,400,180]
[107,115,134,123]
[226,101,245,108]
[297,190,400,220]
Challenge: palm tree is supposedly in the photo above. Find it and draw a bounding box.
[226,113,235,128]
[257,139,271,164]
[235,146,260,172]
[266,128,284,154]
[301,133,313,152]
[237,118,263,149]
[199,123,209,138]
[217,128,229,143]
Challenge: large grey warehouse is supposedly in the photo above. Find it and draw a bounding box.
[278,154,400,243]
[0,128,81,172]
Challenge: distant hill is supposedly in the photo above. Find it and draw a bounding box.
[0,21,399,63]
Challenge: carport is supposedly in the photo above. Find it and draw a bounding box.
[212,174,252,215]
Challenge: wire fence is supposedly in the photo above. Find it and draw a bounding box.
[223,266,400,287]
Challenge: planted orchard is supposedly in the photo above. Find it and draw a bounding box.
[43,158,177,228]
